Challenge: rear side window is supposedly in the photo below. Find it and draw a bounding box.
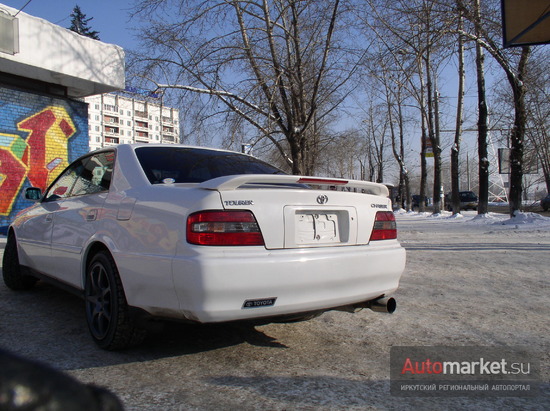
[135,147,285,184]
[44,151,114,201]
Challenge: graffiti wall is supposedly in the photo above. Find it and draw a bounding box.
[0,86,89,228]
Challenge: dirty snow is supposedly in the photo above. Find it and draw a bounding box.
[1,210,549,410]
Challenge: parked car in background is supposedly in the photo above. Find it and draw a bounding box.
[411,195,429,210]
[445,191,479,211]
[3,144,406,350]
[541,194,550,211]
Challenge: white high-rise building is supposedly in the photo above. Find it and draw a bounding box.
[85,93,180,151]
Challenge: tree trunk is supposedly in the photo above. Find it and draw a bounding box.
[420,123,428,213]
[451,8,465,215]
[399,103,411,211]
[418,58,428,213]
[431,70,443,214]
[289,133,306,175]
[474,0,489,215]
[508,46,531,216]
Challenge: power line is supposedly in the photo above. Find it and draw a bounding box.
[14,0,33,17]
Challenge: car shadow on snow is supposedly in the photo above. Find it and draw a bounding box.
[0,276,288,372]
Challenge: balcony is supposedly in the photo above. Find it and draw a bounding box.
[103,104,119,112]
[135,120,149,132]
[104,126,120,136]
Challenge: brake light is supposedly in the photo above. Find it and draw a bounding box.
[370,211,397,241]
[297,177,348,185]
[187,211,265,246]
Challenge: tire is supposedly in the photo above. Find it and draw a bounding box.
[84,251,146,350]
[2,232,38,290]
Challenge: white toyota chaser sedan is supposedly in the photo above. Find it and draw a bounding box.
[3,144,406,350]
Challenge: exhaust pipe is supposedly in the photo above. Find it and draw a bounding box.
[335,296,397,314]
[366,296,396,314]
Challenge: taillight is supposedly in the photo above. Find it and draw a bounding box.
[370,211,397,241]
[187,211,265,246]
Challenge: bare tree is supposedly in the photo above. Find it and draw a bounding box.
[131,0,361,175]
[491,48,550,196]
[361,0,454,214]
[371,57,414,210]
[524,52,550,194]
[458,0,532,216]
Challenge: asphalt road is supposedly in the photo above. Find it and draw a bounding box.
[0,219,548,410]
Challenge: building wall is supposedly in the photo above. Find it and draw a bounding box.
[0,85,89,228]
[1,4,125,98]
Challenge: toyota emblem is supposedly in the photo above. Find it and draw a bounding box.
[317,195,328,204]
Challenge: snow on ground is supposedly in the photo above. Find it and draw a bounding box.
[395,208,550,231]
[0,209,549,409]
[390,208,549,408]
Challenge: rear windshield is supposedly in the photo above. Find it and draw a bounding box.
[135,147,285,184]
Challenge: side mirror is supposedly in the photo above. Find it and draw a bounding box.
[25,187,43,201]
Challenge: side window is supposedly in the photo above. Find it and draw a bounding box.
[71,152,114,196]
[44,151,114,201]
[45,161,85,201]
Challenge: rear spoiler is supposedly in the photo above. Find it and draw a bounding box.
[198,174,389,197]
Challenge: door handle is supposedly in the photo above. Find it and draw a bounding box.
[86,209,98,222]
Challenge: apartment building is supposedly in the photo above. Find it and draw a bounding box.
[85,93,180,151]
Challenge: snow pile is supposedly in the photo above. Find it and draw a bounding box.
[502,210,550,225]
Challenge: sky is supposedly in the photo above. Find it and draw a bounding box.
[0,0,138,50]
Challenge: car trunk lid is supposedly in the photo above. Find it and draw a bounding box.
[198,175,392,250]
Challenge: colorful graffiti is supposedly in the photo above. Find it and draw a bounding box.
[0,106,76,216]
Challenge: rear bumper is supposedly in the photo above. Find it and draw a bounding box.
[170,241,406,323]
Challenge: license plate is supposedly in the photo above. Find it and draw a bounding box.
[295,212,340,244]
